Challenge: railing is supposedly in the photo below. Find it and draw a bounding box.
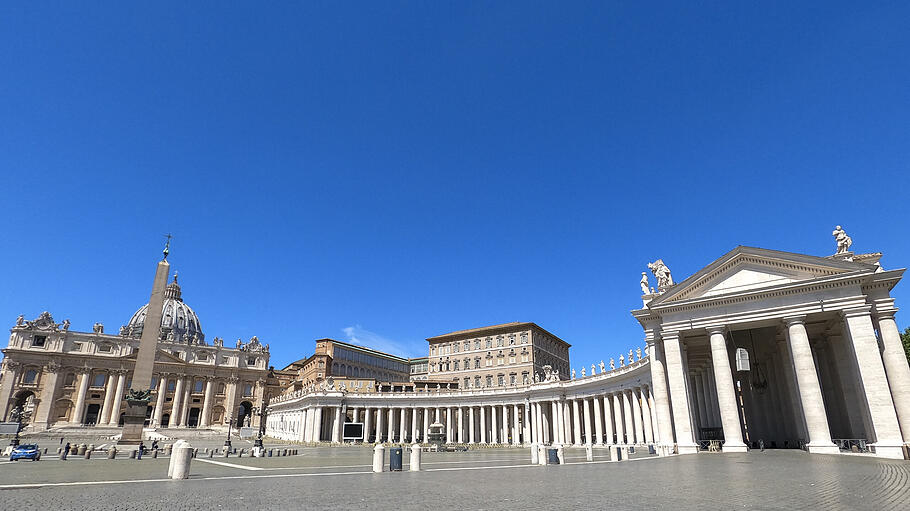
[833,438,875,453]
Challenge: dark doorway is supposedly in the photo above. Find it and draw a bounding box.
[84,403,101,425]
[237,401,253,427]
[161,413,170,428]
[188,407,201,428]
[118,412,125,426]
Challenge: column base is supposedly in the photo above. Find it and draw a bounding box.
[677,443,699,455]
[872,443,907,460]
[807,443,840,455]
[721,443,748,453]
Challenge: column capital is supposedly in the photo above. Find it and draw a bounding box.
[840,306,873,319]
[706,326,727,336]
[782,315,807,327]
[874,309,898,321]
[658,330,680,341]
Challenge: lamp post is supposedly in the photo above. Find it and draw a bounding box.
[225,405,243,449]
[8,405,24,447]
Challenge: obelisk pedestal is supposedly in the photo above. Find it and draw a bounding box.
[119,257,170,445]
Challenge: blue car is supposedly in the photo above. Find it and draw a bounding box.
[10,444,41,461]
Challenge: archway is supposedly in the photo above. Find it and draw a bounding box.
[11,390,36,421]
[237,401,253,427]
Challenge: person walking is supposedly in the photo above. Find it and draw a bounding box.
[137,441,145,460]
[61,442,70,460]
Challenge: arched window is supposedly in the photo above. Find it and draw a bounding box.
[194,380,204,393]
[23,369,38,384]
[92,373,106,387]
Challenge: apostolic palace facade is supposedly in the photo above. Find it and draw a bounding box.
[3,227,910,460]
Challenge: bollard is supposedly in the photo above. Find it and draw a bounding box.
[153,449,158,459]
[167,440,189,478]
[372,444,384,473]
[556,445,565,465]
[208,451,213,458]
[223,448,230,457]
[530,443,539,465]
[585,444,593,462]
[78,444,87,456]
[193,448,198,458]
[238,449,244,458]
[44,448,48,454]
[409,443,421,471]
[268,449,273,457]
[282,448,288,456]
[71,444,79,455]
[130,450,137,459]
[57,447,62,455]
[107,447,117,459]
[538,444,547,466]
[170,444,193,480]
[84,449,92,460]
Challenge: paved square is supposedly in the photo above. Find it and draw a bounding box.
[1,447,908,510]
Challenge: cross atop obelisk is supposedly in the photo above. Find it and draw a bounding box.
[119,236,172,444]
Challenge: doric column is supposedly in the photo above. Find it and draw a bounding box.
[72,369,91,425]
[412,407,419,442]
[622,390,635,444]
[523,402,531,445]
[458,407,465,443]
[501,405,510,444]
[313,406,324,442]
[490,405,498,444]
[480,406,487,444]
[572,399,582,445]
[363,407,372,443]
[445,407,453,444]
[200,378,215,427]
[435,406,441,423]
[333,406,343,443]
[512,405,521,445]
[170,376,185,428]
[177,377,192,427]
[662,332,698,453]
[351,407,359,423]
[612,393,624,444]
[582,398,592,445]
[603,395,614,445]
[386,408,395,443]
[152,375,167,427]
[107,371,127,426]
[648,340,675,448]
[631,388,644,445]
[99,372,117,424]
[400,407,408,443]
[707,327,747,452]
[874,310,910,444]
[468,407,476,444]
[423,407,430,440]
[640,386,654,443]
[593,396,604,445]
[784,317,837,454]
[841,308,904,457]
[530,402,539,443]
[549,401,559,444]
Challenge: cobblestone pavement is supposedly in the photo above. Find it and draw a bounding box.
[0,447,907,510]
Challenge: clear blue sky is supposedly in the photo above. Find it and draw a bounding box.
[2,2,908,370]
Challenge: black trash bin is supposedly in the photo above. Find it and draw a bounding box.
[547,448,559,465]
[648,444,656,455]
[389,447,403,471]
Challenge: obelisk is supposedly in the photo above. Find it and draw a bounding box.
[119,239,171,445]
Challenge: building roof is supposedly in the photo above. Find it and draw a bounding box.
[426,322,571,347]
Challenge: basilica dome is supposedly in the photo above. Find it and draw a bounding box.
[125,273,204,344]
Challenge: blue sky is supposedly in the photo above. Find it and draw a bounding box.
[2,2,908,370]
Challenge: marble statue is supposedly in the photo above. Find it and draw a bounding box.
[591,364,596,375]
[599,360,605,373]
[833,225,852,254]
[15,314,25,327]
[572,369,576,379]
[533,373,539,383]
[610,358,615,370]
[244,415,251,427]
[92,322,104,334]
[640,272,650,294]
[629,349,635,362]
[581,367,586,377]
[61,319,70,331]
[648,259,674,290]
[619,354,625,366]
[636,347,642,360]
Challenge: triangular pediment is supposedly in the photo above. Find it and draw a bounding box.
[649,246,877,306]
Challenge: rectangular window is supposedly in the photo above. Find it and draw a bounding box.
[497,375,504,386]
[167,380,176,391]
[242,384,253,397]
[474,340,480,350]
[247,356,256,366]
[474,376,481,387]
[522,354,529,363]
[497,358,504,366]
[485,338,492,349]
[510,374,516,385]
[464,377,469,388]
[31,335,47,347]
[72,342,82,352]
[453,360,459,371]
[463,341,469,351]
[98,344,112,353]
[497,337,503,347]
[92,374,106,387]
[485,358,492,367]
[485,375,493,387]
[474,359,480,369]
[194,380,204,393]
[509,356,516,364]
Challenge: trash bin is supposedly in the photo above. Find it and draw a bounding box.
[547,448,559,465]
[648,444,656,455]
[389,447,403,471]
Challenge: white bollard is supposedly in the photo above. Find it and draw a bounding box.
[538,444,547,466]
[530,443,539,465]
[167,440,188,478]
[556,444,565,465]
[585,444,593,462]
[409,443,421,471]
[372,444,385,473]
[170,444,194,480]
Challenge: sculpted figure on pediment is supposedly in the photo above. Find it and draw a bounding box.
[640,272,650,295]
[15,315,25,327]
[648,259,674,291]
[599,361,605,373]
[610,358,615,370]
[833,225,852,254]
[619,354,625,367]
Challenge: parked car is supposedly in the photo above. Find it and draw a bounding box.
[10,444,41,461]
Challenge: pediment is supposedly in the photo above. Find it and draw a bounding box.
[649,246,877,305]
[121,349,186,364]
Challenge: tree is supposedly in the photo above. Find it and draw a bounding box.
[902,327,910,363]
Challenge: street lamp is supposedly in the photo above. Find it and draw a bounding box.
[225,405,243,449]
[8,405,25,447]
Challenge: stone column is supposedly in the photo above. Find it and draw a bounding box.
[622,390,635,444]
[512,404,521,445]
[400,407,408,443]
[99,372,117,425]
[313,406,323,442]
[333,406,343,443]
[170,377,185,428]
[593,396,604,445]
[412,407,419,442]
[501,405,510,444]
[582,398,592,445]
[662,332,698,453]
[491,405,499,444]
[632,388,644,445]
[612,393,624,444]
[435,406,441,423]
[72,369,91,425]
[707,327,747,452]
[200,378,215,427]
[351,407,359,423]
[842,308,904,457]
[549,401,559,444]
[445,407,453,444]
[640,386,654,443]
[523,402,531,445]
[387,408,395,443]
[152,376,167,427]
[874,310,910,444]
[468,407,476,444]
[603,395,614,445]
[458,407,465,443]
[572,399,582,445]
[784,317,838,454]
[648,340,675,448]
[423,407,430,440]
[0,362,21,420]
[480,406,487,444]
[363,407,372,443]
[107,372,127,426]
